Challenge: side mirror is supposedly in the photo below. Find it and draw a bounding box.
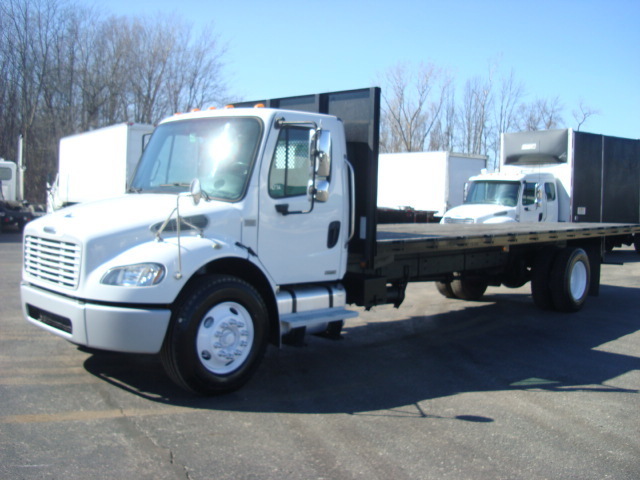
[534,183,543,205]
[190,178,202,205]
[314,129,331,177]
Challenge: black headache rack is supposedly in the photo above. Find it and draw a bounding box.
[234,87,382,267]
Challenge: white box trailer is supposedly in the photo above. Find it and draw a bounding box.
[50,123,154,210]
[377,151,487,218]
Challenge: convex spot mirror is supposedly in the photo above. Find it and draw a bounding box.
[315,180,330,202]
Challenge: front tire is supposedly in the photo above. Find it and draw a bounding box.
[161,275,269,395]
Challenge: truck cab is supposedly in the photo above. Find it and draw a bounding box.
[20,90,371,394]
[0,159,17,202]
[441,170,558,224]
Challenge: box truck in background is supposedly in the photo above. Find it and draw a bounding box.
[441,129,640,252]
[48,123,153,211]
[377,151,486,222]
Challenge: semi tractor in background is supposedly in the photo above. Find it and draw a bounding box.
[377,151,486,223]
[441,129,640,252]
[0,158,41,232]
[48,123,153,212]
[21,88,640,395]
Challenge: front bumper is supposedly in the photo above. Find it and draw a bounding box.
[21,283,171,354]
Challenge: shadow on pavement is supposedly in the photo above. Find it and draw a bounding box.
[83,283,640,415]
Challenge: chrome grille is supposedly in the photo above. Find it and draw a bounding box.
[24,235,81,289]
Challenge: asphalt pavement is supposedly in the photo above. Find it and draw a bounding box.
[1,231,639,480]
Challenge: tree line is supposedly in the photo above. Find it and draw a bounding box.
[378,61,598,168]
[1,0,598,203]
[0,0,228,202]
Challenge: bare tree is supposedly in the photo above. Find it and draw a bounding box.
[379,62,453,152]
[165,22,228,114]
[458,75,492,155]
[485,68,526,168]
[494,69,525,134]
[572,99,599,131]
[428,87,456,151]
[519,97,564,131]
[0,0,230,203]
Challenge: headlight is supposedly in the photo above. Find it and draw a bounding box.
[101,263,165,287]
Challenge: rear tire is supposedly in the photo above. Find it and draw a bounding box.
[161,275,269,395]
[435,280,456,298]
[450,276,488,301]
[549,247,590,312]
[531,247,557,310]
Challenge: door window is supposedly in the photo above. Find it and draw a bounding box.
[522,182,537,206]
[268,127,311,198]
[545,182,556,201]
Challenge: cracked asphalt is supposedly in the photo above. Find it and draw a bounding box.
[1,231,639,480]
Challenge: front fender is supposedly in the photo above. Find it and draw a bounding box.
[83,235,258,304]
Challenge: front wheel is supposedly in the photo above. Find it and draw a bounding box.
[161,275,269,395]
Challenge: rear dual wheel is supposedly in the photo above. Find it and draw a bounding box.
[435,277,488,301]
[531,247,591,312]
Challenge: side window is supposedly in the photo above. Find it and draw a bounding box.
[269,127,311,198]
[522,182,536,206]
[545,182,556,201]
[0,167,12,181]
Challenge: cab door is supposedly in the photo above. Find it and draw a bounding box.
[520,181,543,222]
[257,117,344,285]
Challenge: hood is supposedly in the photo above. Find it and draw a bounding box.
[37,195,178,238]
[26,194,243,273]
[442,203,515,223]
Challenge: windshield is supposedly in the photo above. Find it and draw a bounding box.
[465,181,520,207]
[130,117,262,201]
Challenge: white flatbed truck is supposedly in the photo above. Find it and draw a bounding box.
[20,87,640,394]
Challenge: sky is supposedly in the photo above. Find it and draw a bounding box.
[95,0,639,139]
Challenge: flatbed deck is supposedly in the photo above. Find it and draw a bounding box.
[376,222,640,253]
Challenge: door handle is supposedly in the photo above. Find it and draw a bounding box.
[327,221,341,248]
